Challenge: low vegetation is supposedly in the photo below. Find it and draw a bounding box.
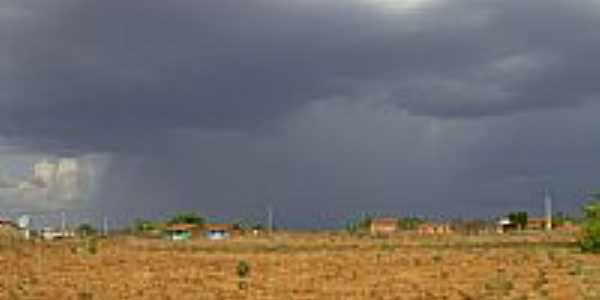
[397,217,426,230]
[345,214,372,233]
[1,231,599,299]
[580,201,600,253]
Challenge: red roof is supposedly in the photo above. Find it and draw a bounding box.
[371,218,397,227]
[165,223,198,231]
[0,219,16,227]
[203,224,235,231]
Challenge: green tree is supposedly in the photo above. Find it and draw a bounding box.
[168,212,204,226]
[77,223,97,236]
[580,200,600,253]
[397,217,425,230]
[552,212,578,226]
[133,218,158,232]
[508,211,528,230]
[346,214,372,233]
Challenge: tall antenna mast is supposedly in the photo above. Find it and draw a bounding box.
[61,211,66,232]
[103,216,108,236]
[544,189,552,231]
[267,205,273,235]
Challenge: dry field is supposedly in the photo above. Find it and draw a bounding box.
[1,231,600,300]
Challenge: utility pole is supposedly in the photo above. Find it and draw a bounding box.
[545,189,553,231]
[61,211,66,232]
[267,205,273,235]
[103,216,109,236]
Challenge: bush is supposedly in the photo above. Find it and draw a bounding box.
[86,237,98,255]
[397,217,425,230]
[236,260,251,278]
[77,223,97,236]
[167,212,204,226]
[346,214,372,233]
[580,202,600,253]
[236,260,251,290]
[133,219,157,232]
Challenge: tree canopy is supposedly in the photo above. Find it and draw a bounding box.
[133,218,159,232]
[397,217,425,230]
[77,223,97,236]
[580,200,600,252]
[346,214,372,233]
[167,212,205,226]
[508,211,528,230]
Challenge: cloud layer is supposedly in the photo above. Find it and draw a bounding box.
[2,0,600,226]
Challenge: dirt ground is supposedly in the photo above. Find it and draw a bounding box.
[1,232,599,300]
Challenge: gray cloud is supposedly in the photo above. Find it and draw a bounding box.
[2,0,600,225]
[2,0,600,150]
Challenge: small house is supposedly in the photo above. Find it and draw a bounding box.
[497,217,517,233]
[417,223,453,235]
[554,222,579,233]
[204,224,237,240]
[370,218,398,236]
[452,220,493,235]
[40,227,75,240]
[165,223,199,241]
[0,219,20,238]
[0,219,17,229]
[526,218,548,230]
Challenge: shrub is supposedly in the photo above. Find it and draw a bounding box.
[77,223,97,236]
[345,214,372,233]
[87,237,98,255]
[133,219,158,233]
[397,217,425,230]
[236,260,251,278]
[236,260,251,290]
[580,202,600,253]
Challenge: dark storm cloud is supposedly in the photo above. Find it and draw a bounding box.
[3,0,600,225]
[2,0,600,152]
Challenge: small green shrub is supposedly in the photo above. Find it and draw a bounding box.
[78,237,98,255]
[77,223,97,237]
[236,260,250,278]
[397,217,425,230]
[345,214,372,234]
[87,237,98,255]
[236,260,251,290]
[580,201,600,253]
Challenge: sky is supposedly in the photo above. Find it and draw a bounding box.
[2,0,600,228]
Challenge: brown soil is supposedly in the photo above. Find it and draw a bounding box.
[1,232,599,299]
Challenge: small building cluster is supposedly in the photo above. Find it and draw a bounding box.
[164,223,244,241]
[416,223,453,235]
[40,227,75,240]
[370,218,398,236]
[496,216,580,233]
[368,218,456,236]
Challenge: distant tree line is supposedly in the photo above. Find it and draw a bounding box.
[131,212,265,234]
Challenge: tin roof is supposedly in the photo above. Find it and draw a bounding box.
[371,218,398,227]
[165,223,199,232]
[204,224,235,231]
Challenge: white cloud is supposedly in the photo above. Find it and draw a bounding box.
[0,155,102,212]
